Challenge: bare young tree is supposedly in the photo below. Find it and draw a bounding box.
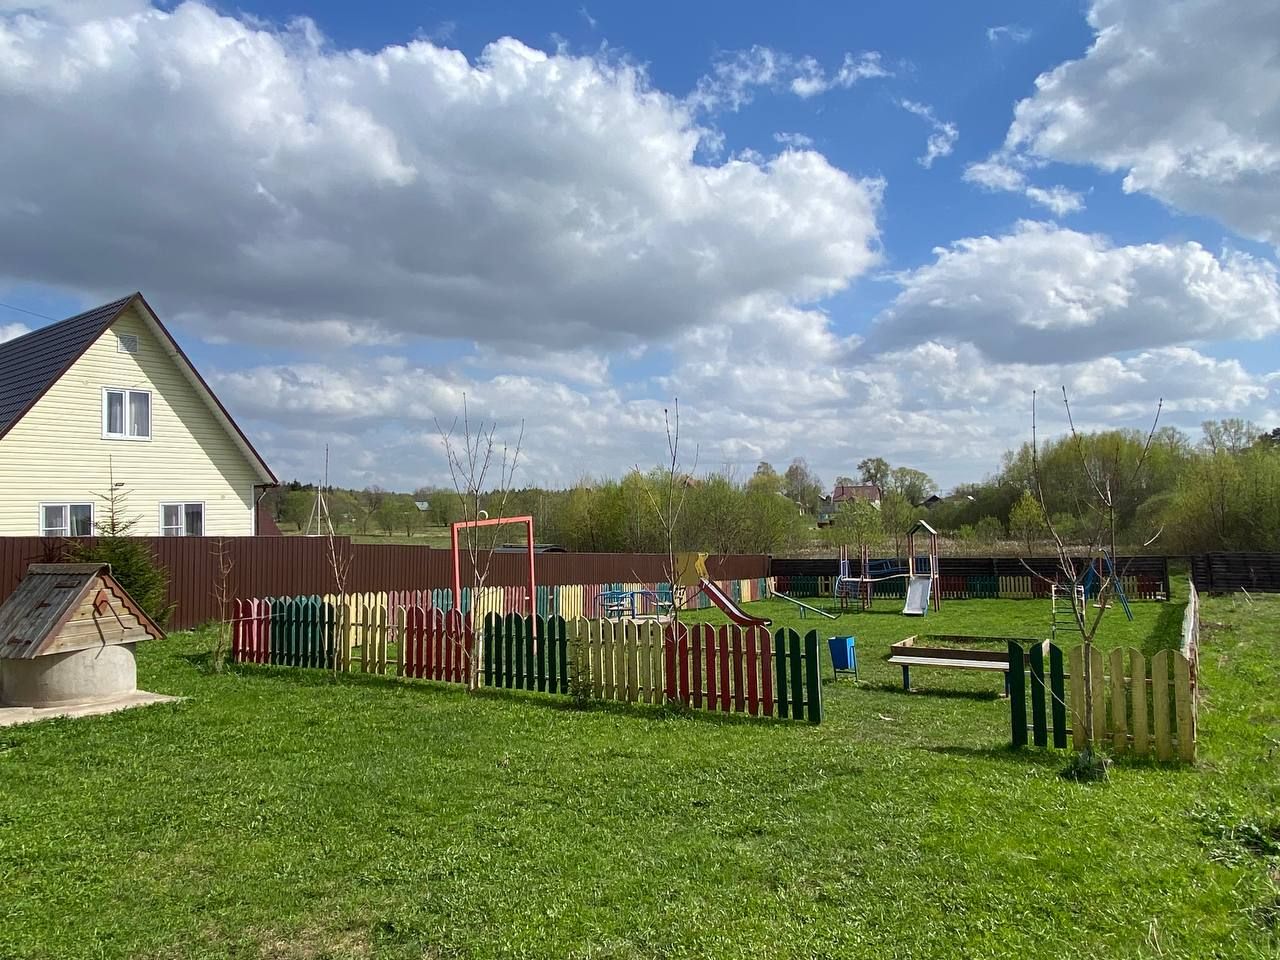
[1029,388,1163,774]
[209,537,234,672]
[436,395,525,690]
[638,399,699,625]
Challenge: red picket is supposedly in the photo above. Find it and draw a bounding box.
[746,625,760,716]
[427,609,442,686]
[429,604,440,678]
[663,626,678,701]
[460,611,475,684]
[731,626,745,713]
[678,627,691,704]
[419,607,434,680]
[760,629,774,717]
[442,609,457,683]
[232,599,244,661]
[704,625,718,710]
[404,606,422,679]
[718,627,731,712]
[691,624,703,709]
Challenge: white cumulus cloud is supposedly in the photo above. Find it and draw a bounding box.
[1002,0,1280,245]
[863,221,1280,363]
[0,4,883,351]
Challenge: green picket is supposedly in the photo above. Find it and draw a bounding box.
[1049,643,1068,749]
[774,628,790,719]
[305,597,319,668]
[1008,641,1027,748]
[803,630,822,724]
[506,615,516,689]
[1029,641,1047,747]
[789,631,804,720]
[483,613,499,687]
[287,599,299,668]
[534,616,548,692]
[525,616,538,690]
[555,617,569,694]
[547,616,561,693]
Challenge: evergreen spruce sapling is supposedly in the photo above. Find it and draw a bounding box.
[70,469,172,626]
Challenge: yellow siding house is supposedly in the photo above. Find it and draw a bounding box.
[0,293,276,537]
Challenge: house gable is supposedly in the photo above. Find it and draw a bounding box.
[0,296,275,536]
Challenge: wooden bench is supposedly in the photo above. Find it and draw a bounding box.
[888,635,1044,694]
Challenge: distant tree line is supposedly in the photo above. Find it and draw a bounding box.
[265,418,1280,555]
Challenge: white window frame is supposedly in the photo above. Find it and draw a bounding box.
[102,386,152,441]
[38,502,94,537]
[160,501,205,537]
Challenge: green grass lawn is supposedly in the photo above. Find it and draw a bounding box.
[1,587,1277,959]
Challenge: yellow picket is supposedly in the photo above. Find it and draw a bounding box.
[632,620,646,704]
[618,620,633,702]
[1173,652,1195,762]
[600,618,614,700]
[567,617,585,689]
[1152,650,1173,761]
[1087,647,1105,745]
[1109,647,1128,755]
[375,602,389,674]
[1068,646,1086,750]
[646,621,664,704]
[1129,648,1149,756]
[357,602,370,672]
[343,595,359,669]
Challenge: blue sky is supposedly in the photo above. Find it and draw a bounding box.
[2,0,1278,491]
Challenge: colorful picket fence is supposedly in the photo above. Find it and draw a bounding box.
[1008,640,1197,761]
[483,614,571,693]
[231,598,820,723]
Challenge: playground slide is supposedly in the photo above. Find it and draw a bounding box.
[902,576,932,616]
[697,578,772,627]
[773,591,838,620]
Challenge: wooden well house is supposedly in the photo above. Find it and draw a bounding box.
[0,563,164,709]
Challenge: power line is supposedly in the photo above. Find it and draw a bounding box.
[0,300,57,322]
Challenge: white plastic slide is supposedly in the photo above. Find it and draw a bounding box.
[902,576,932,616]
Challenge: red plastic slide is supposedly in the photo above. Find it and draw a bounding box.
[697,578,772,627]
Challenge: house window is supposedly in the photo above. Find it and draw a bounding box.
[40,503,93,537]
[103,388,151,440]
[161,502,203,537]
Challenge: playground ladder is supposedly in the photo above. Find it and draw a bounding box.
[1050,582,1085,643]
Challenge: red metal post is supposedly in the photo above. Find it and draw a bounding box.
[449,515,537,631]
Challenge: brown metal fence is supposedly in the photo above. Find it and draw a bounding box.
[0,537,770,629]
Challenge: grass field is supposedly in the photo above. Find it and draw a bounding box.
[1,586,1277,959]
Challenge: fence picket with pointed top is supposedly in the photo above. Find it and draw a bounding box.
[1109,648,1128,755]
[1173,652,1194,762]
[1152,650,1173,760]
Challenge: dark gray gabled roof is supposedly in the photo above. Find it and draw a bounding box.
[0,292,277,484]
[0,294,134,438]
